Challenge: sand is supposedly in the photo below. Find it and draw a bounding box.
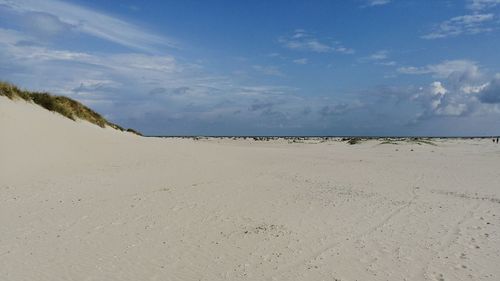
[1,95,500,281]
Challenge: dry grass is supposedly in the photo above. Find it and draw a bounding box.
[380,138,437,146]
[342,137,364,145]
[0,81,141,135]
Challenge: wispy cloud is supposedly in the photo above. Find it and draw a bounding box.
[0,0,177,52]
[398,60,481,80]
[279,30,354,54]
[359,50,397,66]
[0,28,179,73]
[367,50,389,60]
[363,0,392,7]
[292,58,308,65]
[252,65,285,77]
[422,13,495,39]
[467,0,500,10]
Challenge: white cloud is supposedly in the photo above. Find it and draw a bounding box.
[252,65,285,77]
[108,54,179,73]
[404,62,500,120]
[398,60,481,81]
[422,14,495,39]
[0,0,176,52]
[279,30,354,54]
[364,0,392,7]
[397,66,429,75]
[380,61,397,66]
[368,50,389,60]
[467,0,500,10]
[293,58,308,65]
[359,50,397,66]
[412,81,472,118]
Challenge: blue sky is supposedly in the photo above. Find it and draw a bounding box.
[1,0,500,136]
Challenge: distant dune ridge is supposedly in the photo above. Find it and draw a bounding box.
[0,81,141,135]
[1,83,500,281]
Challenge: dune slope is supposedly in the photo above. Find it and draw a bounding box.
[1,96,500,281]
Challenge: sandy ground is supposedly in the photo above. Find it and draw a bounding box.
[1,96,500,281]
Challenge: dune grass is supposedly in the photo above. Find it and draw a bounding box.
[342,138,364,145]
[0,81,141,135]
[380,138,437,146]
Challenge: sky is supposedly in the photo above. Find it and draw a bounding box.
[1,0,500,136]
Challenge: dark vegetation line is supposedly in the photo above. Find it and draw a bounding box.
[0,81,141,136]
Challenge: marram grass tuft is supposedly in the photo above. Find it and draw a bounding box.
[0,81,141,135]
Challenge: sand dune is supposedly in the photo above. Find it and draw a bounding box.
[1,96,500,281]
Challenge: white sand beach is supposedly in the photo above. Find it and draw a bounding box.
[1,96,500,281]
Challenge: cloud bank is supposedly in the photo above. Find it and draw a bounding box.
[0,0,176,52]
